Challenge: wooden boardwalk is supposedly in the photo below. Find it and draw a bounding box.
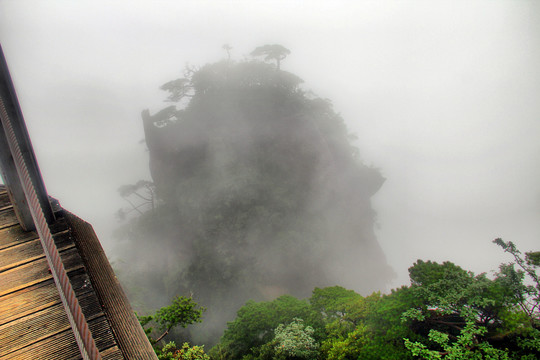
[0,186,125,359]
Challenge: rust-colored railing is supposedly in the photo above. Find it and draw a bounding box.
[0,43,101,360]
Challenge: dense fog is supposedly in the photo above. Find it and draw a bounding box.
[1,0,539,343]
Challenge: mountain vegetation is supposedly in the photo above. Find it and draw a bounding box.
[208,239,539,359]
[116,45,539,358]
[138,239,539,359]
[116,45,392,344]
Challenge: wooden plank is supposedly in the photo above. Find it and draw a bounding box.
[0,187,125,358]
[0,288,108,357]
[0,189,10,210]
[83,316,122,359]
[0,270,94,326]
[0,206,18,229]
[101,346,125,360]
[0,279,59,326]
[66,212,158,359]
[0,217,69,251]
[0,229,73,272]
[0,301,73,356]
[0,224,38,250]
[1,315,122,360]
[0,326,77,359]
[0,247,84,297]
[0,328,79,360]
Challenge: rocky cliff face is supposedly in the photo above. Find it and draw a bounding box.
[132,60,393,343]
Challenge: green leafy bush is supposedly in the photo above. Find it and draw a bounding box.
[272,318,319,359]
[158,342,210,360]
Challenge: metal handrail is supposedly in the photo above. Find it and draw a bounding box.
[0,44,54,230]
[0,43,101,360]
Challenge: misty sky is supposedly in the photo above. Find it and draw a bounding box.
[1,0,539,290]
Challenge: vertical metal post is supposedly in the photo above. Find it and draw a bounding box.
[0,44,55,230]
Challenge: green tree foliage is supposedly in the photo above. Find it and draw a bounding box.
[402,240,540,359]
[323,325,370,360]
[272,318,319,359]
[158,342,210,360]
[493,238,540,324]
[116,45,391,344]
[310,286,362,321]
[138,295,205,345]
[211,241,539,359]
[311,286,415,358]
[404,323,511,360]
[154,296,206,342]
[252,318,320,360]
[212,286,417,359]
[211,295,319,360]
[317,287,421,359]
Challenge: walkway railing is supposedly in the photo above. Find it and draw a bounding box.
[0,43,101,360]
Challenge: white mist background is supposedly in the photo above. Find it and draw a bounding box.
[1,0,539,290]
